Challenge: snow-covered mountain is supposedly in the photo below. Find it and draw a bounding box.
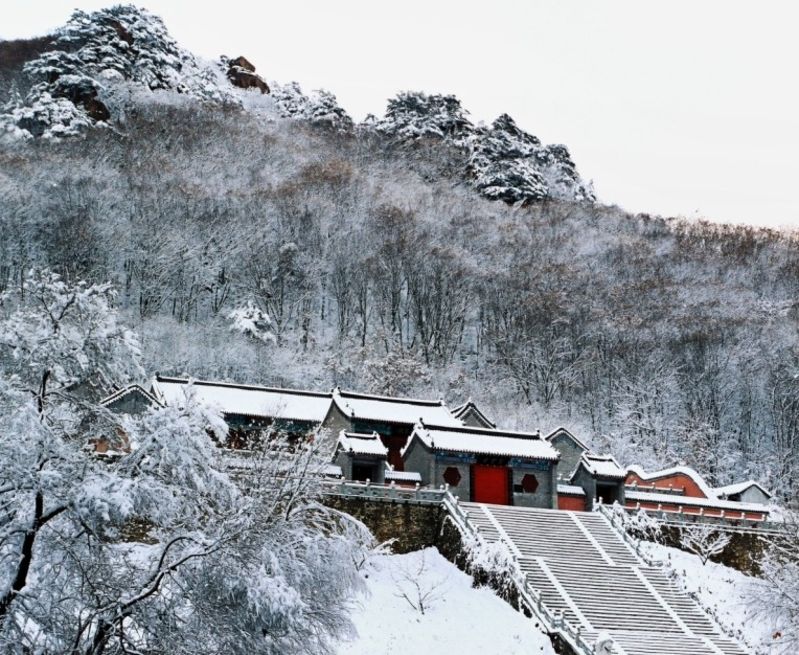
[0,4,593,205]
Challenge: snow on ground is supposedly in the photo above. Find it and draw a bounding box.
[640,541,777,654]
[337,547,555,655]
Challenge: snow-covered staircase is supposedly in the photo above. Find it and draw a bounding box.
[460,502,749,655]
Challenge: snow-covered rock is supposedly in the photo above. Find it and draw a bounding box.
[2,4,238,139]
[222,55,270,94]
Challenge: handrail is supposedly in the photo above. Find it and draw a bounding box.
[594,502,662,568]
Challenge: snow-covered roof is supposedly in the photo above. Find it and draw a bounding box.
[321,463,343,478]
[715,480,772,499]
[337,431,389,457]
[450,398,496,428]
[332,388,462,427]
[557,484,586,496]
[151,376,333,423]
[626,465,717,500]
[100,384,161,409]
[385,470,422,483]
[626,490,770,515]
[404,424,559,461]
[544,427,589,452]
[580,453,626,479]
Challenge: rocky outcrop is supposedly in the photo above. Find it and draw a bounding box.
[224,55,269,94]
[1,5,238,139]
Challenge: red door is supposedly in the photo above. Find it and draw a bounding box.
[471,465,510,505]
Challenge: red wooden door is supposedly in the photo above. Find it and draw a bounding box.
[471,465,510,505]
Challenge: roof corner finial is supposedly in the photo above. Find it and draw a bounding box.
[419,417,425,428]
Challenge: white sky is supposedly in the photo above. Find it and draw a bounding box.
[4,0,799,228]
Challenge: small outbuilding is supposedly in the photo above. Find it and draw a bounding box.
[715,480,772,505]
[545,427,589,479]
[569,453,627,509]
[333,431,388,483]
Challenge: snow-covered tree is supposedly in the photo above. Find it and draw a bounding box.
[0,271,371,653]
[750,520,799,654]
[679,524,732,565]
[272,82,353,130]
[377,91,473,143]
[228,300,277,344]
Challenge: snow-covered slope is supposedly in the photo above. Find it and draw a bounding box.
[640,542,778,655]
[338,548,555,655]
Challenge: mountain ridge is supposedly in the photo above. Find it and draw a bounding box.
[0,4,593,205]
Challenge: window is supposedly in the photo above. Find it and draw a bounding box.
[443,466,462,486]
[521,474,539,493]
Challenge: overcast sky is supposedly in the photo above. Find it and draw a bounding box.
[4,1,799,228]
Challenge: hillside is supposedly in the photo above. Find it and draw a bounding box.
[338,548,555,655]
[1,5,798,500]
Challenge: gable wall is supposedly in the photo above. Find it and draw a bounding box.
[626,471,708,499]
[550,432,586,479]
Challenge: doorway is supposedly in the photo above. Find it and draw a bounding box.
[471,465,510,505]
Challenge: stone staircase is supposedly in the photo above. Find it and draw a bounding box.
[461,502,749,655]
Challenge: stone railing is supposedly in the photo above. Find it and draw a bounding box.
[617,501,786,536]
[320,479,447,505]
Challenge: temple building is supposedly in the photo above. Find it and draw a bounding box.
[150,375,334,447]
[84,373,774,522]
[320,388,462,470]
[401,423,560,508]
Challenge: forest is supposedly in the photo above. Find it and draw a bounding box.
[1,94,798,500]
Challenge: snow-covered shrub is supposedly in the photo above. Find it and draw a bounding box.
[678,524,732,565]
[389,549,450,615]
[378,91,473,143]
[615,506,664,543]
[460,529,520,600]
